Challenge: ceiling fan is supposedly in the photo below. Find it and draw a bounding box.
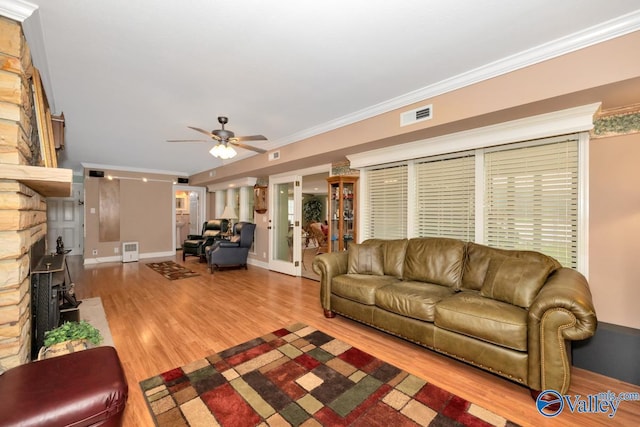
[167,116,267,159]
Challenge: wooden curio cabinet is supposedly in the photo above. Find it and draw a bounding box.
[327,175,358,252]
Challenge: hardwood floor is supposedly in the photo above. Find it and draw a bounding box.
[67,254,639,426]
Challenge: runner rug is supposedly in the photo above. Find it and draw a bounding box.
[140,323,519,426]
[146,261,199,280]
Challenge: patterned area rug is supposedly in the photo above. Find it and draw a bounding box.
[140,323,519,426]
[146,261,200,280]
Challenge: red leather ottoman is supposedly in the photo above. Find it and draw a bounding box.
[0,346,128,427]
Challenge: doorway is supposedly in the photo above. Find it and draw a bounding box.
[268,165,330,277]
[174,186,206,251]
[301,173,329,281]
[47,183,84,255]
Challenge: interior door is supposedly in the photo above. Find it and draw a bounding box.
[46,183,84,255]
[268,175,302,276]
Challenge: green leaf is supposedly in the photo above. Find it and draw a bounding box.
[43,321,103,346]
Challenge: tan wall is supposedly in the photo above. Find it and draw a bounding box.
[590,133,640,329]
[206,192,216,219]
[252,208,269,264]
[121,180,173,252]
[83,170,176,259]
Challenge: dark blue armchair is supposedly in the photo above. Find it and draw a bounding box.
[206,222,256,273]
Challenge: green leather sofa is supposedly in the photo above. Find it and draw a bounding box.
[312,237,597,398]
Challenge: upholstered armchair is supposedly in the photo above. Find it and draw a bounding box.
[206,222,256,273]
[182,219,229,261]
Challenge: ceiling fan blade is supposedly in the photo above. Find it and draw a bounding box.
[166,139,209,143]
[233,135,267,142]
[230,141,267,154]
[187,126,220,140]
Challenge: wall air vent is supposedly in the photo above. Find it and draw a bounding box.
[269,151,280,161]
[400,104,433,127]
[122,242,139,263]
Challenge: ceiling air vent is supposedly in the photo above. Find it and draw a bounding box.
[269,151,280,161]
[400,104,433,127]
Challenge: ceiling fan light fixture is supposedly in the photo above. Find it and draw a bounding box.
[171,116,267,156]
[209,143,237,159]
[223,145,237,159]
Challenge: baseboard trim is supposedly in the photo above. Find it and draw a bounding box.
[248,258,268,270]
[83,250,175,265]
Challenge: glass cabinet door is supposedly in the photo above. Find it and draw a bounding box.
[327,176,358,252]
[329,182,340,252]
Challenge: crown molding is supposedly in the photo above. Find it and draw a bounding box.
[0,0,37,22]
[270,10,640,149]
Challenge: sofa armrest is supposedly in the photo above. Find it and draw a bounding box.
[312,252,349,311]
[218,241,240,248]
[186,234,204,240]
[527,268,597,393]
[205,240,238,254]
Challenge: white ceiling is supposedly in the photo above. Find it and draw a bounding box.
[17,1,640,176]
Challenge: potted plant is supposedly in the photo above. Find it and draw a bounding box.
[39,321,103,359]
[303,197,323,225]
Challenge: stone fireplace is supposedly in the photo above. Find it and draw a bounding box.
[0,14,72,371]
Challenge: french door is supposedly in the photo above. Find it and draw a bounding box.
[268,175,302,276]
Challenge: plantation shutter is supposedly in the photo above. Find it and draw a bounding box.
[484,138,579,267]
[364,164,408,239]
[414,154,475,240]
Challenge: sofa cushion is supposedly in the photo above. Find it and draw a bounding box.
[182,239,202,248]
[348,243,384,275]
[203,229,221,237]
[434,292,528,351]
[480,256,555,308]
[462,242,561,291]
[403,238,465,288]
[332,274,400,305]
[361,239,408,278]
[375,281,456,322]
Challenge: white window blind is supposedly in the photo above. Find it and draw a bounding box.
[364,164,408,239]
[414,154,475,240]
[484,139,579,267]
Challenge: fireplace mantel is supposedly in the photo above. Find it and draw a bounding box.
[0,164,72,197]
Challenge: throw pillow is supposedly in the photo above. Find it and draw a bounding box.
[480,256,554,308]
[347,243,384,275]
